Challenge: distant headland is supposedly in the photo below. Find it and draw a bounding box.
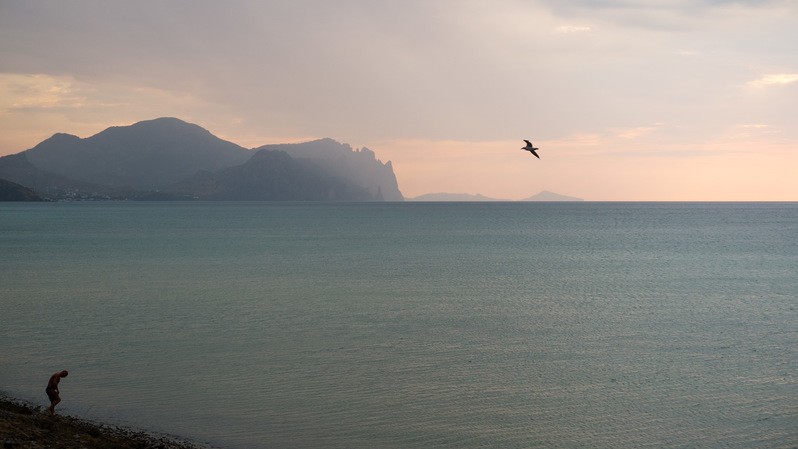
[408,190,584,202]
[0,118,403,202]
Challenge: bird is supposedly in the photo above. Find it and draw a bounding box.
[521,140,540,159]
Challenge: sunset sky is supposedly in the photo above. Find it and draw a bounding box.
[1,0,796,200]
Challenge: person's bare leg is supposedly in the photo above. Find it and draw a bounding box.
[48,398,60,416]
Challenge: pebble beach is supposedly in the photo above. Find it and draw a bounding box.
[0,395,213,449]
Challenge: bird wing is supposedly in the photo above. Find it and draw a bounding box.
[523,140,533,146]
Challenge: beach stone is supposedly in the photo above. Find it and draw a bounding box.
[3,439,22,448]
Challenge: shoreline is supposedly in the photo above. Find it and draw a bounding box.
[0,394,216,449]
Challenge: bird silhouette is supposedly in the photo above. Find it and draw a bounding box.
[521,140,540,159]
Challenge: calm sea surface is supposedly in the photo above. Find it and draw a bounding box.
[1,202,796,448]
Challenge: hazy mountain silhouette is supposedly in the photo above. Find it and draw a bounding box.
[0,118,404,201]
[24,117,252,190]
[408,193,508,201]
[0,178,43,201]
[253,138,403,201]
[522,190,583,201]
[0,153,131,199]
[407,191,584,201]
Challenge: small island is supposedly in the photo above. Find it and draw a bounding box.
[407,190,583,202]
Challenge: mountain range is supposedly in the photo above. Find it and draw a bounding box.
[0,118,403,201]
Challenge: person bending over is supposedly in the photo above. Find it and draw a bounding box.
[46,370,68,416]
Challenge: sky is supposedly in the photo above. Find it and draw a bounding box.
[1,0,797,200]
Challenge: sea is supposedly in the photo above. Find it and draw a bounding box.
[1,201,796,448]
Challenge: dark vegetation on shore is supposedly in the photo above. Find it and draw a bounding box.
[0,396,214,449]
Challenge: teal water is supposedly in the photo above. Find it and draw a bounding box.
[1,202,796,448]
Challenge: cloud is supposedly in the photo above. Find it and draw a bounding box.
[733,123,782,139]
[554,25,592,33]
[614,125,661,140]
[748,73,798,87]
[0,74,87,111]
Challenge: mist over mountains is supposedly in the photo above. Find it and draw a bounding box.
[170,149,378,201]
[254,139,402,201]
[0,118,403,201]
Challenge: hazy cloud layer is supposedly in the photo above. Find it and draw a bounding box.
[1,0,796,199]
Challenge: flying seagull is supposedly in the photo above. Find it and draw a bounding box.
[521,140,540,159]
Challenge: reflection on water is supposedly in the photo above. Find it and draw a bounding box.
[1,202,796,448]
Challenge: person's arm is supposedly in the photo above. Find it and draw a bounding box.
[48,374,59,391]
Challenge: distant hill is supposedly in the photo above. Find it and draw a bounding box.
[253,138,403,201]
[0,118,403,201]
[0,178,43,201]
[408,193,508,201]
[24,117,253,190]
[522,190,583,201]
[408,191,583,201]
[0,153,130,200]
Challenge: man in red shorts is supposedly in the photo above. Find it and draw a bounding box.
[45,370,68,416]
